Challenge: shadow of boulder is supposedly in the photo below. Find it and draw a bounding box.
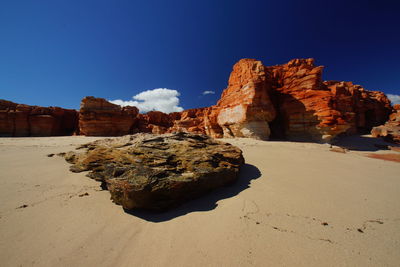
[124,163,261,222]
[333,134,400,152]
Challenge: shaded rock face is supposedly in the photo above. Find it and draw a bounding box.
[371,105,400,143]
[265,59,391,141]
[63,132,244,210]
[79,96,139,136]
[0,99,78,137]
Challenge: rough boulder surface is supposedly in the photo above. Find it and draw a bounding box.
[62,132,244,210]
[371,104,400,143]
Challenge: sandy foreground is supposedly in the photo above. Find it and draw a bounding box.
[0,136,399,267]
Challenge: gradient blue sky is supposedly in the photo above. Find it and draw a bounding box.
[1,0,400,110]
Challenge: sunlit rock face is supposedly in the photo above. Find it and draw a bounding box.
[79,96,139,136]
[185,58,391,142]
[0,99,78,137]
[0,58,393,141]
[214,59,276,140]
[204,58,391,142]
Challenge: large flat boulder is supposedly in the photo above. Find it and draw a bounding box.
[62,132,244,211]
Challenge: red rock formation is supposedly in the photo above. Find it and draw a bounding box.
[0,99,78,137]
[0,58,393,141]
[371,104,400,143]
[154,58,390,142]
[136,111,173,134]
[166,58,391,142]
[213,59,276,139]
[168,108,208,135]
[266,59,391,141]
[79,96,138,136]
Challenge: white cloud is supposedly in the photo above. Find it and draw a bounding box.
[387,94,400,105]
[109,88,184,113]
[202,90,215,95]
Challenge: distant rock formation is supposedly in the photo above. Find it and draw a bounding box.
[0,99,78,137]
[371,104,400,143]
[62,132,244,210]
[79,96,138,136]
[0,58,393,141]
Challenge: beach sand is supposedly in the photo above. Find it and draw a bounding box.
[0,136,399,266]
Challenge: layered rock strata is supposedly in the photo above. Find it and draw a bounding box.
[79,96,139,136]
[0,99,78,137]
[0,58,393,141]
[267,59,391,141]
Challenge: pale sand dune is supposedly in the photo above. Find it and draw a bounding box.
[0,136,399,267]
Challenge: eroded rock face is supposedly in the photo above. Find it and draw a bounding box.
[0,99,78,137]
[164,58,391,142]
[267,59,391,142]
[371,105,400,143]
[1,58,393,141]
[214,59,276,139]
[168,108,208,135]
[62,132,244,210]
[79,96,139,136]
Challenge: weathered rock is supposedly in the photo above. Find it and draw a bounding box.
[168,108,208,135]
[135,111,173,134]
[267,59,391,142]
[1,58,393,141]
[79,96,139,136]
[214,59,276,140]
[0,99,78,137]
[62,132,244,210]
[165,58,391,142]
[371,104,400,143]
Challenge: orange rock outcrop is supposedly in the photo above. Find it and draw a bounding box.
[0,99,78,137]
[0,58,393,141]
[169,58,391,142]
[79,96,139,136]
[267,59,391,141]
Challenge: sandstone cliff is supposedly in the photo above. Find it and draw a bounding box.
[79,96,139,136]
[169,58,391,142]
[0,58,393,141]
[0,99,78,137]
[267,59,391,141]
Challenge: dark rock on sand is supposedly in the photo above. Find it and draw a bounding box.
[62,132,244,211]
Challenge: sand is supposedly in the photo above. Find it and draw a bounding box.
[0,135,399,267]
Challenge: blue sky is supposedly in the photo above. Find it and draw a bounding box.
[1,0,400,110]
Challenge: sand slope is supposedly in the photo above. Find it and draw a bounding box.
[0,136,399,266]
